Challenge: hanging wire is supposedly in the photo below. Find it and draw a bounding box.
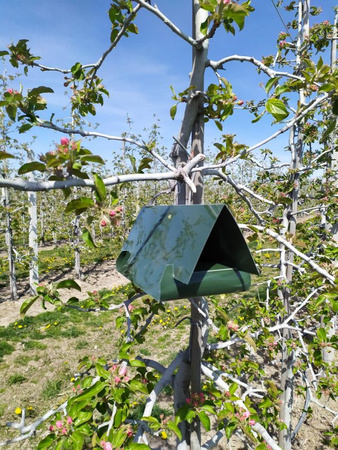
[269,0,292,36]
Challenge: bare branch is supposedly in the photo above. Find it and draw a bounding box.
[207,55,305,81]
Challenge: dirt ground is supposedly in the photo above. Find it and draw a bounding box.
[0,258,128,327]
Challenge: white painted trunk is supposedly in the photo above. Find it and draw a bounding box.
[28,189,39,294]
[2,187,17,300]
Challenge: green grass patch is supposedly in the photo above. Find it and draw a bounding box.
[139,348,151,356]
[14,355,34,366]
[42,379,62,399]
[75,339,89,350]
[24,341,48,350]
[0,341,15,360]
[8,374,27,385]
[0,404,6,419]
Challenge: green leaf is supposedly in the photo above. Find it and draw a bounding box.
[18,161,46,174]
[37,433,56,449]
[28,86,54,97]
[80,154,105,164]
[126,443,151,450]
[129,359,146,368]
[6,104,17,121]
[265,98,289,121]
[127,23,138,34]
[93,173,106,202]
[0,51,9,57]
[129,379,149,394]
[170,104,177,120]
[56,279,81,291]
[73,411,92,427]
[65,197,94,214]
[185,409,196,424]
[19,123,33,133]
[20,296,39,316]
[229,382,238,395]
[317,327,327,342]
[214,120,223,131]
[0,151,15,160]
[321,119,336,141]
[201,404,216,415]
[332,98,338,115]
[71,62,85,80]
[95,363,111,380]
[167,420,182,440]
[72,381,107,402]
[259,397,273,409]
[110,427,128,448]
[82,228,97,248]
[198,410,210,431]
[251,111,265,123]
[265,77,280,94]
[70,431,84,450]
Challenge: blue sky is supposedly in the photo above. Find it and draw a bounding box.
[0,0,336,166]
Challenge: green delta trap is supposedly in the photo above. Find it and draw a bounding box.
[116,204,259,301]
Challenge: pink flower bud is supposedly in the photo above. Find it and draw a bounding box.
[227,320,239,331]
[60,137,69,146]
[249,419,256,426]
[61,427,67,435]
[66,416,73,424]
[119,365,127,376]
[100,219,107,227]
[109,210,116,217]
[243,411,250,419]
[49,425,55,432]
[7,88,14,94]
[114,376,121,384]
[55,420,63,429]
[103,442,113,450]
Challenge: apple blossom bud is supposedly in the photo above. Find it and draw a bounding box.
[109,210,116,217]
[60,137,69,146]
[100,219,107,227]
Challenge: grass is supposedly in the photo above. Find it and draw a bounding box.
[8,374,27,385]
[14,355,35,366]
[0,342,15,360]
[24,340,48,350]
[42,379,63,399]
[75,339,89,350]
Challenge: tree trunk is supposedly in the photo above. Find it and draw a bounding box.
[2,187,17,300]
[28,153,39,294]
[279,2,308,448]
[74,215,81,280]
[28,190,39,294]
